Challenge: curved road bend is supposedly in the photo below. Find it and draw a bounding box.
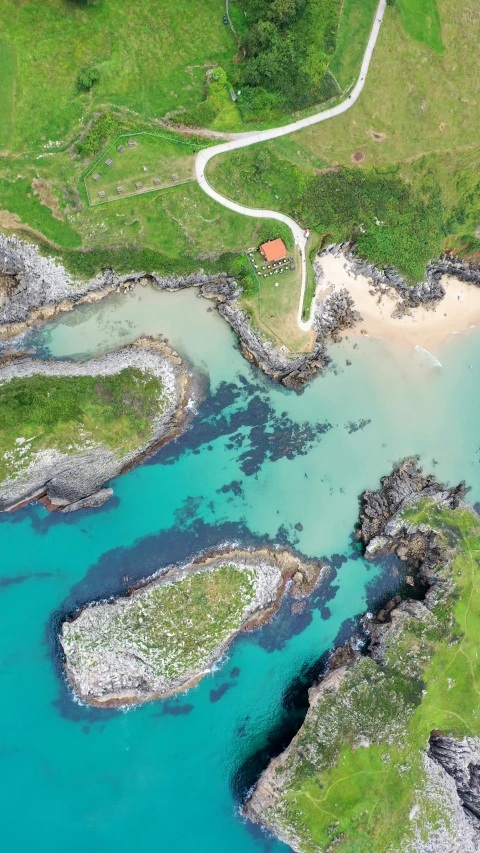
[196,0,387,332]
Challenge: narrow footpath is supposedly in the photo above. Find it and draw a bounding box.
[195,0,387,331]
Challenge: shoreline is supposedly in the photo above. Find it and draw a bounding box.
[0,337,195,514]
[60,547,327,708]
[3,234,480,392]
[314,249,480,353]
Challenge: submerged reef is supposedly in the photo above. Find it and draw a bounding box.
[246,458,480,853]
[60,548,325,707]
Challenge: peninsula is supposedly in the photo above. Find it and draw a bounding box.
[60,548,324,707]
[0,337,191,513]
[247,460,480,852]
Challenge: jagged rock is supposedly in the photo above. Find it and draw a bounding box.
[429,735,480,826]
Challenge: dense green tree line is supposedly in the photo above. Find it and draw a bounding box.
[233,0,341,120]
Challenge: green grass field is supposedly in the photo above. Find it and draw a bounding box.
[85,133,196,205]
[397,0,444,53]
[243,246,310,351]
[0,0,237,152]
[0,367,167,483]
[329,0,378,89]
[259,499,480,852]
[0,43,16,151]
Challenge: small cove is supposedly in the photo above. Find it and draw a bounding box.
[2,283,480,851]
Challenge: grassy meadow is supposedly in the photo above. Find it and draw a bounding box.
[242,246,310,351]
[0,367,167,483]
[0,43,16,151]
[329,0,379,90]
[0,0,237,153]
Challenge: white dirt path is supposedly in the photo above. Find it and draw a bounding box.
[195,0,387,331]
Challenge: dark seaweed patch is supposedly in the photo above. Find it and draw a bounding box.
[217,480,244,498]
[345,418,371,434]
[153,701,194,717]
[209,682,234,703]
[0,571,51,588]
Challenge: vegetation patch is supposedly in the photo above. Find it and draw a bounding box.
[0,0,237,152]
[0,367,166,483]
[63,563,259,688]
[209,149,445,281]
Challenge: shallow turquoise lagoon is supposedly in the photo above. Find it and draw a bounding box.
[2,285,480,851]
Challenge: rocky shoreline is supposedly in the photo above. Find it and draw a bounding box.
[321,241,480,312]
[60,547,325,708]
[3,234,480,392]
[0,235,359,391]
[0,337,193,513]
[246,459,480,853]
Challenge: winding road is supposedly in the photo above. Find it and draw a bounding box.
[195,0,386,332]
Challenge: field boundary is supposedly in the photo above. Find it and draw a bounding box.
[83,131,197,206]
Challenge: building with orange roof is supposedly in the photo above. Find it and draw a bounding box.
[259,238,287,263]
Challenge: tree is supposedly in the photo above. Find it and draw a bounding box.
[77,67,100,90]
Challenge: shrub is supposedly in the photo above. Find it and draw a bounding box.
[77,66,100,91]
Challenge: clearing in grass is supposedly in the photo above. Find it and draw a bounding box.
[84,133,197,206]
[397,0,444,53]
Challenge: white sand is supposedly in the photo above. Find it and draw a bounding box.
[314,253,480,352]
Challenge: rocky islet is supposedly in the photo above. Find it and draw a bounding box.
[60,548,325,707]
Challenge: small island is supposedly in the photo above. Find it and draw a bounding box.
[60,548,324,707]
[247,460,480,853]
[0,337,191,513]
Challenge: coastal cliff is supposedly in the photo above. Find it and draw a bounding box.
[0,337,192,513]
[60,548,325,707]
[246,460,480,853]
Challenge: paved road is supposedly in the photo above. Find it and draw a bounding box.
[196,0,387,332]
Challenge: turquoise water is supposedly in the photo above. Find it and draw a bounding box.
[3,285,480,851]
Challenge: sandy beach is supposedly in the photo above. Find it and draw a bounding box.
[315,253,480,353]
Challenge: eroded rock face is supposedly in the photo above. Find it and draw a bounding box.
[429,735,480,826]
[0,236,360,392]
[245,461,476,852]
[359,456,466,549]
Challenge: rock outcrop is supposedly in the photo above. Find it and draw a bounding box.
[429,735,480,827]
[60,548,325,707]
[0,337,193,513]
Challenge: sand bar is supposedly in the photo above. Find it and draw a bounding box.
[314,253,480,352]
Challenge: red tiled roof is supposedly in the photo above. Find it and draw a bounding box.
[259,239,287,263]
